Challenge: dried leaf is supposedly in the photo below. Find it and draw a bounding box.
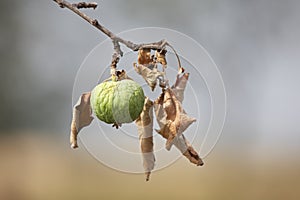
[133,63,164,91]
[171,73,189,103]
[153,92,166,128]
[153,100,202,165]
[136,97,155,181]
[154,91,173,149]
[155,49,167,66]
[153,97,202,165]
[138,49,152,65]
[169,72,196,136]
[158,73,194,148]
[160,89,180,149]
[174,135,203,166]
[154,88,196,150]
[70,92,94,148]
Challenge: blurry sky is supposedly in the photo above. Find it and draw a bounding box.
[1,0,300,161]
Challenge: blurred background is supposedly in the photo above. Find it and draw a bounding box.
[1,0,300,199]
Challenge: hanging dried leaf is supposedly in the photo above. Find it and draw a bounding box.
[138,48,153,65]
[174,135,203,166]
[154,90,174,149]
[155,72,195,149]
[171,73,189,103]
[176,136,203,166]
[155,49,167,66]
[133,63,164,91]
[155,88,195,150]
[70,92,94,148]
[153,95,202,165]
[136,97,155,181]
[170,72,196,133]
[163,88,181,120]
[153,92,167,128]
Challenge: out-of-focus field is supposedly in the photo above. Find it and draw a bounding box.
[1,132,299,200]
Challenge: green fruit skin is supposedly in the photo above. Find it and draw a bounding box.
[90,79,145,124]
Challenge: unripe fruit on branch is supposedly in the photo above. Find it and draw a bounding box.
[90,79,145,124]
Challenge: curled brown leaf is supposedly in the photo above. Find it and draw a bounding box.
[138,48,153,65]
[175,135,203,166]
[133,63,164,91]
[157,73,195,149]
[70,92,94,149]
[152,72,202,165]
[155,88,193,150]
[155,49,167,66]
[135,97,155,181]
[153,98,203,166]
[171,73,189,103]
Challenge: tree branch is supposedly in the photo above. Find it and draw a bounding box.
[53,0,169,71]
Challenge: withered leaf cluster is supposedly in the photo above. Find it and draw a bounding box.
[134,49,203,181]
[69,48,203,181]
[134,48,166,91]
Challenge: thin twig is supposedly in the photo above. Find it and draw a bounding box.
[72,2,98,9]
[166,43,184,73]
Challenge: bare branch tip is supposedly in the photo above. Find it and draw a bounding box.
[72,2,98,10]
